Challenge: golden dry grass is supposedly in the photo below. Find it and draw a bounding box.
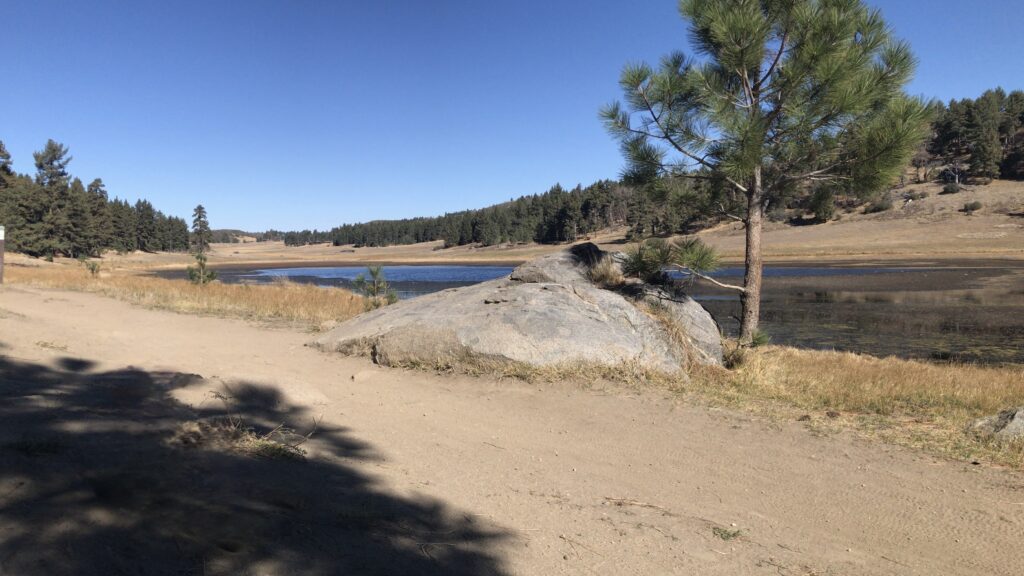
[689,346,1024,468]
[705,346,1024,417]
[7,265,367,329]
[586,255,625,287]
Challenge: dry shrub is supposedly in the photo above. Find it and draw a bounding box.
[587,255,624,287]
[171,419,306,460]
[7,265,367,329]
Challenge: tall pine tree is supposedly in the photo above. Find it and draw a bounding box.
[191,204,212,254]
[602,0,929,343]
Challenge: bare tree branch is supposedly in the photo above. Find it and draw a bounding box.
[667,264,745,292]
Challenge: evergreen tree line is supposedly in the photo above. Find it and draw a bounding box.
[209,229,284,243]
[283,179,719,248]
[0,139,189,258]
[925,87,1024,182]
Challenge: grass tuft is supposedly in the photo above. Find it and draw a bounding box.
[171,419,307,460]
[587,255,625,287]
[712,527,743,541]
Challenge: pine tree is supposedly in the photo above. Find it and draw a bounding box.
[33,140,72,189]
[188,205,215,284]
[85,179,113,254]
[134,199,159,252]
[109,198,138,253]
[32,140,74,258]
[0,141,12,186]
[63,178,92,258]
[191,204,212,254]
[602,0,929,343]
[969,91,1003,179]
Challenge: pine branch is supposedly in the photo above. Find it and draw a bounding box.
[666,264,744,292]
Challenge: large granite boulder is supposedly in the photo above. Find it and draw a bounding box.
[313,244,722,373]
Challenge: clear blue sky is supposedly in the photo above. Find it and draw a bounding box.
[2,0,1021,230]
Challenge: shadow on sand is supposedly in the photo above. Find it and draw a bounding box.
[0,353,511,575]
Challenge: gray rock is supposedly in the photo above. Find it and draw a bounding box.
[313,244,722,372]
[970,407,1024,441]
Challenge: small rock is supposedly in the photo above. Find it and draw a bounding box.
[826,410,841,419]
[969,406,1024,441]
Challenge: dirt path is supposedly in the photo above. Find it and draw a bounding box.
[1,285,1022,575]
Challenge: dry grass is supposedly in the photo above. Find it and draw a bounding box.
[171,419,307,460]
[689,346,1024,468]
[7,265,367,329]
[637,299,700,369]
[587,255,625,287]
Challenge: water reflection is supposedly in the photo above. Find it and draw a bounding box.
[695,284,1024,364]
[217,265,515,299]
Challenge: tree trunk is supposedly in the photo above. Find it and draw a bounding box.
[739,166,764,344]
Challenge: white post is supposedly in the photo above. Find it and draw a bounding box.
[0,225,5,284]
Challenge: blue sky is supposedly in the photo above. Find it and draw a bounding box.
[2,0,1021,230]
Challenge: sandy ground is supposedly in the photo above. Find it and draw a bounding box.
[1,285,1022,575]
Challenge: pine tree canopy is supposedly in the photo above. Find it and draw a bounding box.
[33,139,73,189]
[601,0,932,343]
[601,0,931,207]
[0,139,189,258]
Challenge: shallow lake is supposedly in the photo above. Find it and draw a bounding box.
[223,265,517,299]
[201,262,1024,365]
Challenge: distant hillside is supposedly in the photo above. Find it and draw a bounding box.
[210,229,282,244]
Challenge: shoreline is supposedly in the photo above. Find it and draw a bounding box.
[199,255,1024,272]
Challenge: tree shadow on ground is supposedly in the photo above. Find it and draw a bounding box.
[0,353,511,575]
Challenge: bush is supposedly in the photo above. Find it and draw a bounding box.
[904,191,928,201]
[941,183,961,195]
[352,265,398,309]
[79,258,101,278]
[863,195,893,214]
[808,188,836,222]
[962,201,983,215]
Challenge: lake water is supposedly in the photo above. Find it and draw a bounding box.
[207,263,1024,365]
[225,265,516,299]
